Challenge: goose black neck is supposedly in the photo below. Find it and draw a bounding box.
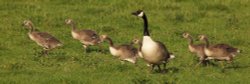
[142,14,150,36]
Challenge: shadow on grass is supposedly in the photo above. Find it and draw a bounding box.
[225,65,250,69]
[220,65,245,73]
[82,46,109,54]
[150,67,180,74]
[204,60,250,69]
[167,67,179,74]
[219,65,250,73]
[203,61,250,73]
[131,78,151,84]
[203,61,218,67]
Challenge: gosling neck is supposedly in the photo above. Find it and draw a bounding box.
[69,22,77,31]
[203,38,210,48]
[28,24,34,33]
[106,37,114,47]
[187,36,193,46]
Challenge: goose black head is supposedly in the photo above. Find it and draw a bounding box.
[132,10,144,17]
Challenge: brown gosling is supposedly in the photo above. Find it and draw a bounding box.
[65,19,102,52]
[131,38,143,58]
[23,20,62,55]
[132,10,175,72]
[198,35,240,67]
[100,35,138,64]
[182,33,207,65]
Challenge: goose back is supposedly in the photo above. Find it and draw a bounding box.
[28,31,62,49]
[72,29,101,45]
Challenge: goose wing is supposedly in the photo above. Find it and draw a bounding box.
[155,41,170,59]
[77,29,100,41]
[118,44,138,58]
[36,32,61,43]
[213,44,238,53]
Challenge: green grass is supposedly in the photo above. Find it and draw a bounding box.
[0,0,250,84]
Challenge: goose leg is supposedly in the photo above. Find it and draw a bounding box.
[196,59,204,67]
[45,50,49,56]
[41,50,49,57]
[227,56,233,64]
[220,61,225,68]
[162,63,167,73]
[157,65,161,72]
[195,61,202,67]
[146,63,151,67]
[163,63,166,70]
[120,60,125,64]
[196,55,206,66]
[40,50,45,55]
[42,48,49,56]
[124,58,136,64]
[151,64,156,71]
[228,60,235,68]
[227,56,234,67]
[203,60,210,65]
[82,45,88,53]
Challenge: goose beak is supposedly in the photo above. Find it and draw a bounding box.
[131,11,138,16]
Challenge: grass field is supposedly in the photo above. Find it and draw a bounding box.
[0,0,250,84]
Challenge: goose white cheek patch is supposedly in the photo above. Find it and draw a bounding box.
[138,12,144,17]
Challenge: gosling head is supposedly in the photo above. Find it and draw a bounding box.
[132,10,144,17]
[23,20,33,27]
[65,19,74,25]
[131,38,141,44]
[182,32,190,38]
[22,20,34,30]
[100,34,108,41]
[198,35,207,41]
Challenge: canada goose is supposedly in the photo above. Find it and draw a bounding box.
[65,19,102,52]
[100,35,138,64]
[182,33,207,65]
[132,10,174,72]
[198,35,240,65]
[132,38,175,67]
[22,20,62,55]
